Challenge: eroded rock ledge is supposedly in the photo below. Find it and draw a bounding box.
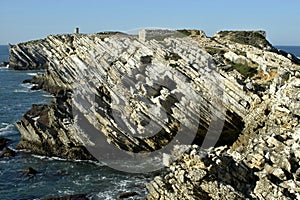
[10,30,300,199]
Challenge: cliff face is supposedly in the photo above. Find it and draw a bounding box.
[9,40,48,70]
[10,30,300,198]
[146,32,300,199]
[13,32,248,160]
[15,90,94,160]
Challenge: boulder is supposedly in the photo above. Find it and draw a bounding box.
[0,137,10,150]
[117,191,139,199]
[23,167,38,176]
[0,147,16,158]
[0,61,9,67]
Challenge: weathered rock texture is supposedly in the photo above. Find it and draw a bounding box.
[12,32,246,159]
[146,31,300,199]
[16,90,94,160]
[147,146,258,200]
[9,40,48,70]
[9,30,300,199]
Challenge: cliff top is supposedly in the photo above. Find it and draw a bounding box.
[213,30,274,50]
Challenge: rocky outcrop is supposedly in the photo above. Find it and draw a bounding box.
[9,30,300,198]
[8,32,122,70]
[212,30,300,65]
[0,61,9,67]
[9,41,48,70]
[116,191,139,199]
[23,167,38,176]
[0,147,16,158]
[0,137,10,150]
[12,32,248,160]
[213,30,273,50]
[0,138,14,158]
[147,146,258,200]
[146,32,300,199]
[16,90,94,160]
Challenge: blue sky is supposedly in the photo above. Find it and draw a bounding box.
[0,0,299,45]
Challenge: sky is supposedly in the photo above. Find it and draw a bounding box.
[0,0,299,45]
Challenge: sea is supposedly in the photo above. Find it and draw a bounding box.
[0,45,152,200]
[1,45,300,200]
[276,46,300,57]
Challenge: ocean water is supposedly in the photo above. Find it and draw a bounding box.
[0,45,9,63]
[0,46,152,200]
[276,46,300,57]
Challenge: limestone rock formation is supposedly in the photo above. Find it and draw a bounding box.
[12,32,246,161]
[147,146,258,200]
[146,31,300,199]
[9,30,300,199]
[16,90,94,160]
[9,41,48,70]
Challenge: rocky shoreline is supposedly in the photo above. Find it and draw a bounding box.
[8,30,300,199]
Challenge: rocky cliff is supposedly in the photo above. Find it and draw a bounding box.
[10,30,300,199]
[9,40,48,70]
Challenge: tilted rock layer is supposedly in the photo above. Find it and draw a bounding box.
[9,30,300,199]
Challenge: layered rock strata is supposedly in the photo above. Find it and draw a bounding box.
[13,32,247,159]
[146,31,300,199]
[9,30,300,198]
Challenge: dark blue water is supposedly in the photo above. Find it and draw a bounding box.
[276,46,300,57]
[0,45,9,63]
[0,46,151,200]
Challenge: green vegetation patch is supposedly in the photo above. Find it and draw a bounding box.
[281,72,291,82]
[233,63,257,78]
[216,31,272,49]
[204,47,226,55]
[177,29,203,36]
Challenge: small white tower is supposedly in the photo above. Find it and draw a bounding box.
[139,29,146,42]
[74,27,79,34]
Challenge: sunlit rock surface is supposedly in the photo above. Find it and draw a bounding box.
[10,30,300,199]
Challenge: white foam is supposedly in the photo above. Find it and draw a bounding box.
[31,154,48,159]
[27,72,38,76]
[0,64,9,69]
[1,122,9,126]
[13,89,30,93]
[16,149,31,153]
[93,192,114,200]
[43,94,54,98]
[0,123,14,135]
[0,160,8,164]
[21,83,34,89]
[32,154,104,165]
[32,154,67,161]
